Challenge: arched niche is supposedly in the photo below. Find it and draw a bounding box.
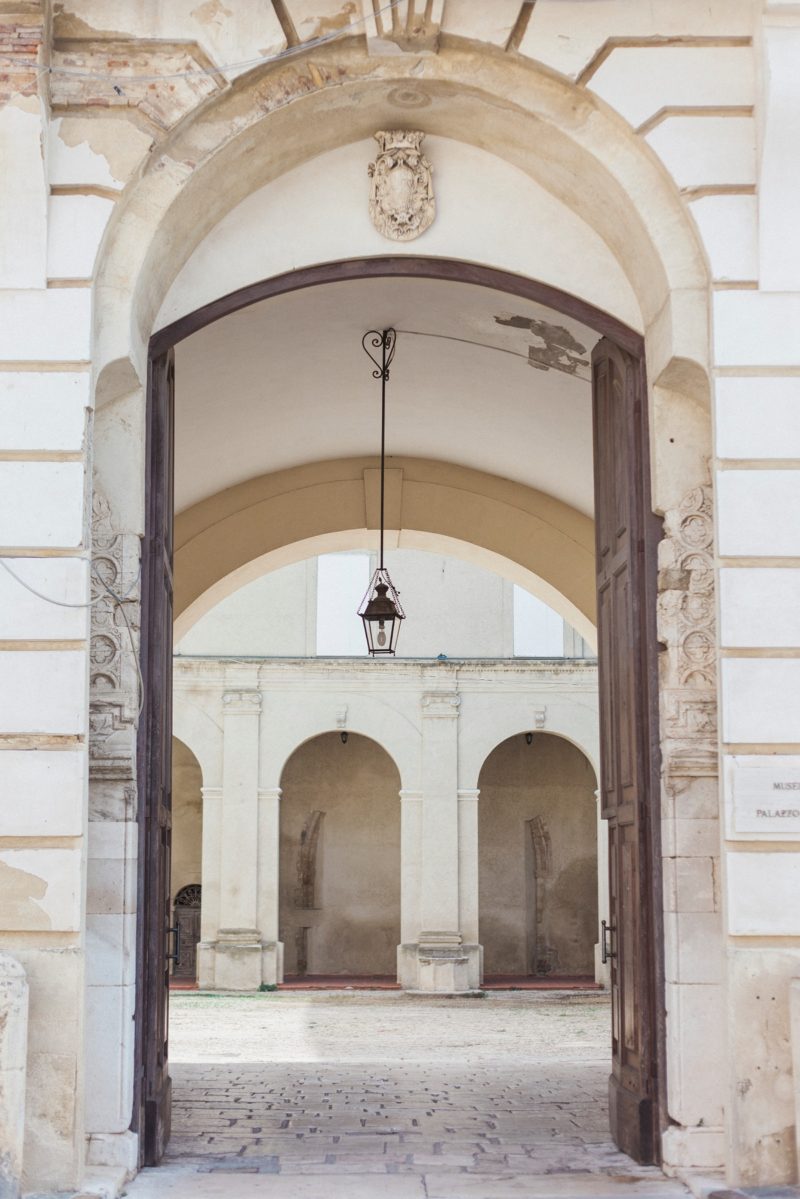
[477,731,598,979]
[278,731,401,977]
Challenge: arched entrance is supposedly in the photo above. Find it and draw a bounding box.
[136,256,664,1167]
[82,28,719,1179]
[279,732,401,979]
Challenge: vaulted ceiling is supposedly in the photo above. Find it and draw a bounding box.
[174,275,598,517]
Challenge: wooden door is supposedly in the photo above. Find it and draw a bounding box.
[172,886,202,981]
[134,348,175,1165]
[592,338,663,1164]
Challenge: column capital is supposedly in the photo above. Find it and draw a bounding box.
[258,787,282,801]
[222,689,262,715]
[457,789,480,802]
[201,786,223,800]
[421,691,460,719]
[399,789,422,802]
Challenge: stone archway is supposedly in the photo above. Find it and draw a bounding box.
[85,35,718,1178]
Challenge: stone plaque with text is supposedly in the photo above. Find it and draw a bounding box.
[730,756,800,836]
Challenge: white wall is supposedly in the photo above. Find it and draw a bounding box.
[176,548,590,660]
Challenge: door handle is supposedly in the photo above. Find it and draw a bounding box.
[168,923,181,965]
[601,919,616,963]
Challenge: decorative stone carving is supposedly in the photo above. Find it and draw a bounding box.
[222,690,262,714]
[657,484,717,785]
[89,492,141,790]
[368,131,435,242]
[421,692,460,718]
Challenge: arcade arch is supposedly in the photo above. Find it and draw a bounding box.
[477,733,598,981]
[278,732,402,979]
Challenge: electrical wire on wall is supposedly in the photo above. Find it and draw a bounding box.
[0,556,145,716]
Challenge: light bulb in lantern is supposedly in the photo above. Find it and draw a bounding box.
[377,623,386,647]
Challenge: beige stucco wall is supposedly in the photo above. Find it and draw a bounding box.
[279,733,401,976]
[479,733,597,978]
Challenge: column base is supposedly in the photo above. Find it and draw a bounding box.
[199,929,263,991]
[661,1125,726,1175]
[398,936,482,993]
[261,941,284,986]
[86,1129,138,1172]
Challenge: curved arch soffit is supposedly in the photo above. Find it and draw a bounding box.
[172,707,220,788]
[174,527,597,651]
[92,40,709,397]
[278,729,403,796]
[173,457,598,647]
[476,729,600,792]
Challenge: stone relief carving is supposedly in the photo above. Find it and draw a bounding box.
[222,690,263,713]
[421,692,460,718]
[657,484,717,783]
[368,130,435,242]
[89,493,141,801]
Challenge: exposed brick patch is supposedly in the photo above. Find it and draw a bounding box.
[0,15,44,103]
[49,40,222,130]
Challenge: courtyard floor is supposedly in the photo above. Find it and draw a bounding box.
[125,989,691,1198]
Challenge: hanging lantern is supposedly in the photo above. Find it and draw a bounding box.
[357,328,405,656]
[358,566,405,655]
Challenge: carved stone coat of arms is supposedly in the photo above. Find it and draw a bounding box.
[368,130,435,242]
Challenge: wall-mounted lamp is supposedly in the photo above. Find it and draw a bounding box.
[340,731,349,744]
[525,732,534,745]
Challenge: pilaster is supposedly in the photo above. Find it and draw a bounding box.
[214,688,263,990]
[397,790,422,987]
[257,787,284,985]
[405,690,480,991]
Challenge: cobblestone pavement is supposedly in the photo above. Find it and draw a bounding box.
[125,990,690,1198]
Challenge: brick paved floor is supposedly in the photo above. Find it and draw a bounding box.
[126,990,690,1198]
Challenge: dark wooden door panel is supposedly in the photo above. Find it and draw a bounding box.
[173,908,201,980]
[134,348,175,1166]
[592,338,663,1165]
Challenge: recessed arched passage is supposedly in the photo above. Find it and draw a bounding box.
[478,732,598,981]
[133,250,707,1167]
[171,737,204,984]
[278,732,402,979]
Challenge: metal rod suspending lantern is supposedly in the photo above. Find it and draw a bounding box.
[357,328,405,655]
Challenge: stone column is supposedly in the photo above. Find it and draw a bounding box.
[397,789,422,986]
[196,786,222,988]
[458,789,482,987]
[0,954,27,1199]
[257,786,283,985]
[215,689,262,990]
[413,690,479,991]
